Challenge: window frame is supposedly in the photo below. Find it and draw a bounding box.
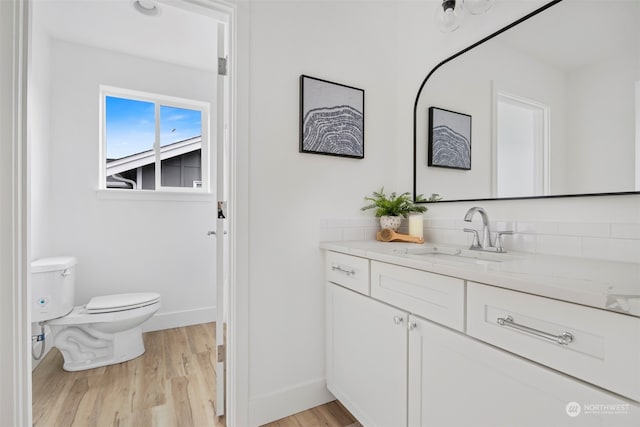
[99,85,212,193]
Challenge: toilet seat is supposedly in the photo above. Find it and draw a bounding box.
[46,298,161,326]
[86,292,161,314]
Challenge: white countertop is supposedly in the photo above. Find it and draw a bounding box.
[320,240,640,318]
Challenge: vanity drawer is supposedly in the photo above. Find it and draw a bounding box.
[370,261,465,331]
[326,251,370,295]
[467,282,640,402]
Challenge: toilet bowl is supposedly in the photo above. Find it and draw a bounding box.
[31,257,161,371]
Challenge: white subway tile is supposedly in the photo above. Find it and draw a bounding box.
[558,222,610,238]
[365,227,379,241]
[536,234,582,257]
[343,227,366,241]
[429,218,457,229]
[515,222,537,234]
[611,223,640,240]
[582,237,640,263]
[319,227,343,242]
[492,220,515,231]
[326,218,351,227]
[350,218,378,227]
[536,222,559,234]
[508,233,537,253]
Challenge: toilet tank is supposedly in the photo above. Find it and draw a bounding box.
[31,257,77,323]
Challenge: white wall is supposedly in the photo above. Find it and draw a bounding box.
[246,1,405,423]
[566,52,637,193]
[29,5,52,261]
[45,39,218,330]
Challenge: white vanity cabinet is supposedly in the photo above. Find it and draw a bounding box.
[326,282,408,427]
[323,248,640,427]
[408,315,639,427]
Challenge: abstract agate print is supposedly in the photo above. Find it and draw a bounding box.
[300,75,364,158]
[428,107,471,170]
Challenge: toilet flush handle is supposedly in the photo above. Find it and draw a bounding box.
[61,269,71,277]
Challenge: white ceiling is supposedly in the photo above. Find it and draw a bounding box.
[34,0,218,72]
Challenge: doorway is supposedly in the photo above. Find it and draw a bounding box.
[494,91,550,198]
[26,0,235,424]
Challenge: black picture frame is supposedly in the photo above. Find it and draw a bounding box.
[428,106,472,170]
[299,75,365,159]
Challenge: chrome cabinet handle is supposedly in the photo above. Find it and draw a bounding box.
[331,265,355,276]
[408,321,417,331]
[61,269,71,277]
[497,315,573,345]
[393,316,404,325]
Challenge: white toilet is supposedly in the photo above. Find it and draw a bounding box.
[31,256,161,371]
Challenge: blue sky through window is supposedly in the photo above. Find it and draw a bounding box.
[106,96,202,159]
[160,105,202,148]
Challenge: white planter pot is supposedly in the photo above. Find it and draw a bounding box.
[380,215,402,231]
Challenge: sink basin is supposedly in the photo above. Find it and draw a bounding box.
[395,246,519,266]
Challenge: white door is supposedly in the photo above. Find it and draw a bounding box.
[214,21,229,419]
[407,315,639,427]
[326,283,408,427]
[495,91,549,197]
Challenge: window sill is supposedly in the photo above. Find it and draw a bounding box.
[95,188,215,202]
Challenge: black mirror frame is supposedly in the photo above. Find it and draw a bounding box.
[412,0,639,203]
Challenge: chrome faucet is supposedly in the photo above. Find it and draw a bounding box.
[464,207,492,249]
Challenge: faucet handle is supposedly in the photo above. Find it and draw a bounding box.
[463,228,482,250]
[495,230,514,253]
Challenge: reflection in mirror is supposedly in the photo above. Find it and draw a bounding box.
[414,0,640,202]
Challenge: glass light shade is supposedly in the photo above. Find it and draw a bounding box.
[435,0,464,33]
[464,0,494,15]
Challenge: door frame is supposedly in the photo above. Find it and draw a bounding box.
[5,0,246,425]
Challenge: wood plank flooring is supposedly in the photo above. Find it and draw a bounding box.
[32,323,222,427]
[261,401,359,427]
[32,322,358,427]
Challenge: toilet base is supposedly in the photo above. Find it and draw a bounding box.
[52,324,146,371]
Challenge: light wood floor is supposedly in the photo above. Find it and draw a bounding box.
[261,401,359,427]
[32,322,358,427]
[33,323,222,427]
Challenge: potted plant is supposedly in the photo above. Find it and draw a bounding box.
[361,187,440,231]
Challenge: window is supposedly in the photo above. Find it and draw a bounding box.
[101,87,210,192]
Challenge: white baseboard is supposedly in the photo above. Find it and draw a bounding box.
[142,306,217,332]
[249,378,335,426]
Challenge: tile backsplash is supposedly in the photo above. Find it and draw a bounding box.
[320,217,640,264]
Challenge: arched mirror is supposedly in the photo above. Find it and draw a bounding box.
[414,0,640,202]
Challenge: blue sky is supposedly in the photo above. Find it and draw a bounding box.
[106,96,202,159]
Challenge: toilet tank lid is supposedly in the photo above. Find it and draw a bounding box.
[31,256,77,273]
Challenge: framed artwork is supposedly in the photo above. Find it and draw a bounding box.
[428,107,471,170]
[299,75,364,159]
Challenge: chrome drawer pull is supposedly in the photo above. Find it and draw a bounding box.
[497,315,573,346]
[331,265,355,276]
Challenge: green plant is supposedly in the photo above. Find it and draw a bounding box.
[361,187,441,218]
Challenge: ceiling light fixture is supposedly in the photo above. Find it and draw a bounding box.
[133,0,160,17]
[435,0,494,33]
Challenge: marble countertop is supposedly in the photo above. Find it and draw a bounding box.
[320,240,640,318]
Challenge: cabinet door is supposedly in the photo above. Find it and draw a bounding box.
[408,315,640,427]
[326,283,407,427]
